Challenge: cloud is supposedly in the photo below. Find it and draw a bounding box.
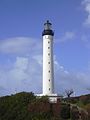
[0,86,9,96]
[81,34,90,48]
[0,37,43,95]
[9,57,29,81]
[82,0,90,27]
[56,31,75,43]
[14,57,29,70]
[33,55,43,66]
[55,67,90,95]
[0,56,42,95]
[0,54,90,96]
[0,37,42,55]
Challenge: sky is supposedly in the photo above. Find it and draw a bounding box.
[0,0,90,96]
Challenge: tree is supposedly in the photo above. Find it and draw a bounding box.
[65,89,74,98]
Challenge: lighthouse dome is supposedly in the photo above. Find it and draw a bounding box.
[42,20,54,36]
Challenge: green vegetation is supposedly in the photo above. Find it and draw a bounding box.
[0,92,90,120]
[0,92,36,120]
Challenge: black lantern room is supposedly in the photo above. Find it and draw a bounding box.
[42,20,54,36]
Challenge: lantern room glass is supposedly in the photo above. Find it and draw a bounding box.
[44,20,52,30]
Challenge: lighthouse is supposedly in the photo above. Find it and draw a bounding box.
[36,20,57,102]
[42,20,55,96]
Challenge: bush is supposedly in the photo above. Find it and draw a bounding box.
[60,103,70,119]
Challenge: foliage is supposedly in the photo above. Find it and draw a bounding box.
[60,103,70,119]
[0,92,36,120]
[70,106,80,120]
[84,103,90,119]
[0,92,90,120]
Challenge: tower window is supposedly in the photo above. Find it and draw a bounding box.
[48,70,50,73]
[48,62,50,64]
[48,53,50,56]
[49,79,50,82]
[48,47,50,49]
[49,88,50,91]
[48,41,50,43]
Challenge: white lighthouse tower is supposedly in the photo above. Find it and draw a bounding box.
[42,20,56,97]
[36,20,57,102]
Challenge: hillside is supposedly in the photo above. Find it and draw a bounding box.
[0,92,90,120]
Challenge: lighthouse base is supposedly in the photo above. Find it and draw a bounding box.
[36,93,58,103]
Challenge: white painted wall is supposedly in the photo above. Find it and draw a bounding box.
[43,35,54,95]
